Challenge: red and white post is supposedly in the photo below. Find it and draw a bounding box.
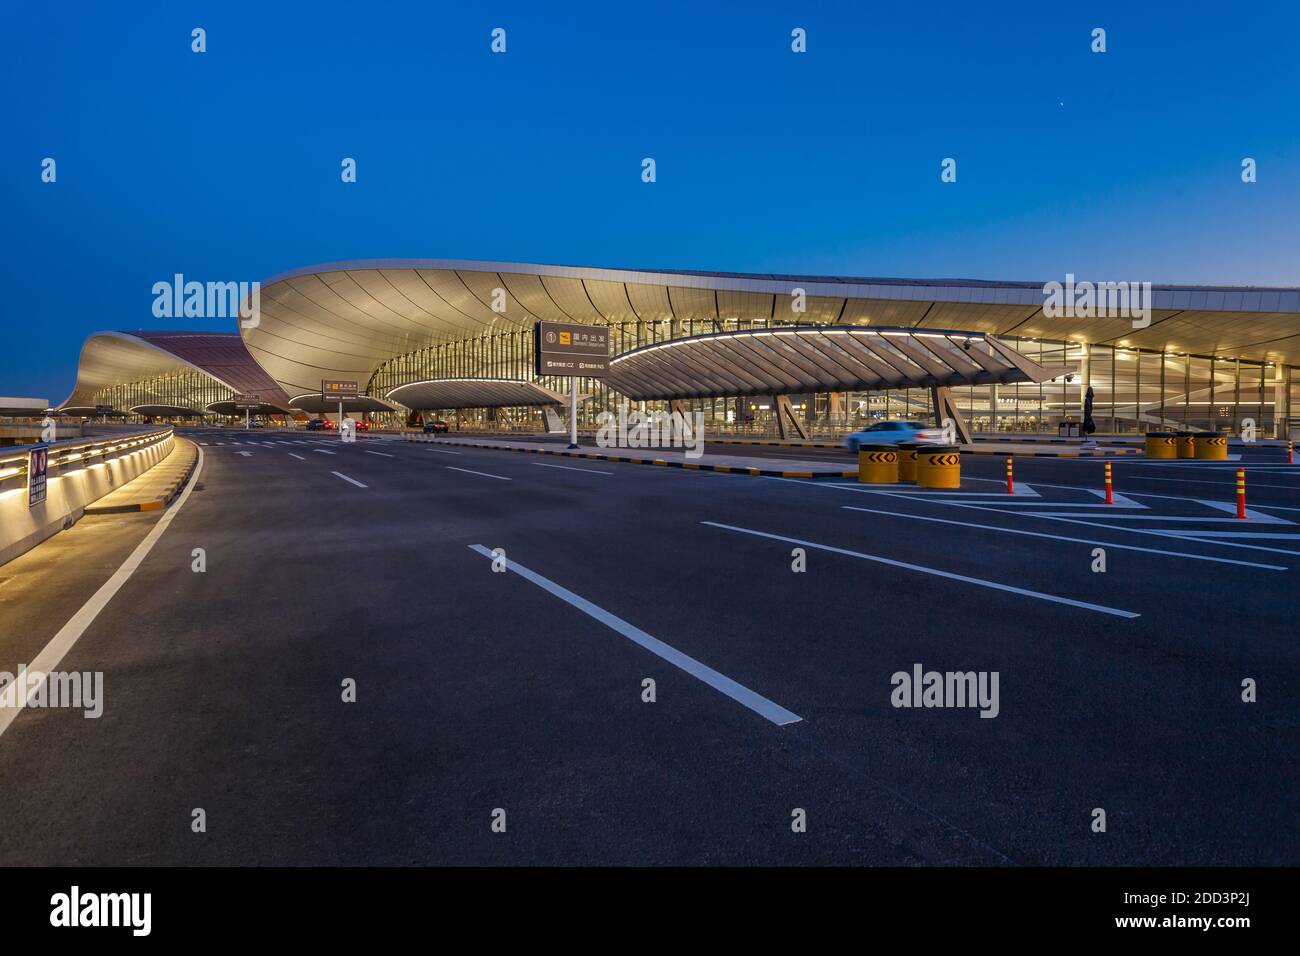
[1104,460,1114,505]
[1236,468,1247,519]
[1006,456,1014,495]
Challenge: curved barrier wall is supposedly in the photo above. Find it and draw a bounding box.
[0,427,175,567]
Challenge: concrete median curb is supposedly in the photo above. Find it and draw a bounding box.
[84,438,200,514]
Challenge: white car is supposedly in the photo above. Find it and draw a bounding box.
[843,420,946,451]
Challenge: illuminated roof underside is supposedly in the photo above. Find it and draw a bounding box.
[241,260,1300,403]
[386,378,566,409]
[607,327,1067,401]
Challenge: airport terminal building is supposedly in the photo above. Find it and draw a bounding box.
[61,260,1300,438]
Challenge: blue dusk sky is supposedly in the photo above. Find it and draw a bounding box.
[2,0,1297,398]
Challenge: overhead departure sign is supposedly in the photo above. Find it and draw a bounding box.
[233,394,262,410]
[28,443,48,508]
[534,322,609,378]
[321,380,358,401]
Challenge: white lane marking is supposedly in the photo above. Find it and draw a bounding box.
[427,448,462,455]
[236,451,252,457]
[446,466,511,481]
[200,442,210,446]
[332,471,368,488]
[701,521,1140,619]
[1197,500,1291,523]
[1018,511,1287,524]
[950,507,1300,556]
[840,506,1284,570]
[1158,530,1300,540]
[288,453,306,461]
[0,446,207,738]
[1106,473,1300,490]
[313,449,336,456]
[532,462,613,476]
[467,545,801,726]
[365,450,394,458]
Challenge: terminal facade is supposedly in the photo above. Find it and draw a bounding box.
[60,261,1300,438]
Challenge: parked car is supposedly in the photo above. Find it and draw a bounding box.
[843,420,946,451]
[248,420,264,428]
[423,419,450,434]
[354,420,370,432]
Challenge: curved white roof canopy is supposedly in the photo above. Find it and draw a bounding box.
[62,331,292,410]
[607,327,1069,401]
[240,260,1300,401]
[386,378,566,409]
[286,393,396,414]
[129,404,209,418]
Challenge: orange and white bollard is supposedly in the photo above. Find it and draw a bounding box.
[1006,456,1014,494]
[1236,468,1247,519]
[1104,460,1114,505]
[1289,440,1293,465]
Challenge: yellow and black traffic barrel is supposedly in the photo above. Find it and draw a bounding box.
[916,444,961,489]
[1194,431,1228,460]
[1144,431,1177,458]
[1175,430,1197,458]
[896,441,920,482]
[857,443,900,484]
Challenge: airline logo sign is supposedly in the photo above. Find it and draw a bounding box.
[534,322,609,377]
[28,443,49,508]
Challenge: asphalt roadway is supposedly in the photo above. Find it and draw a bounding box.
[0,427,1296,865]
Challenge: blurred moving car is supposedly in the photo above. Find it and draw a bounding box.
[354,420,370,432]
[305,418,326,431]
[843,420,946,451]
[423,419,450,434]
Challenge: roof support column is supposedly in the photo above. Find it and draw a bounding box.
[931,386,972,444]
[1273,365,1290,439]
[774,394,809,440]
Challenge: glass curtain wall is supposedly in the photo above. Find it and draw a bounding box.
[93,370,233,421]
[365,323,1290,436]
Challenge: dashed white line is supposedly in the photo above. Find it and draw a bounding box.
[332,471,368,488]
[288,453,306,461]
[447,466,511,481]
[532,462,613,476]
[314,449,336,456]
[365,450,394,458]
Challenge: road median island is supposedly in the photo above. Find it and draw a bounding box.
[84,437,199,514]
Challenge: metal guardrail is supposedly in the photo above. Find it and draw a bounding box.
[0,426,173,494]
